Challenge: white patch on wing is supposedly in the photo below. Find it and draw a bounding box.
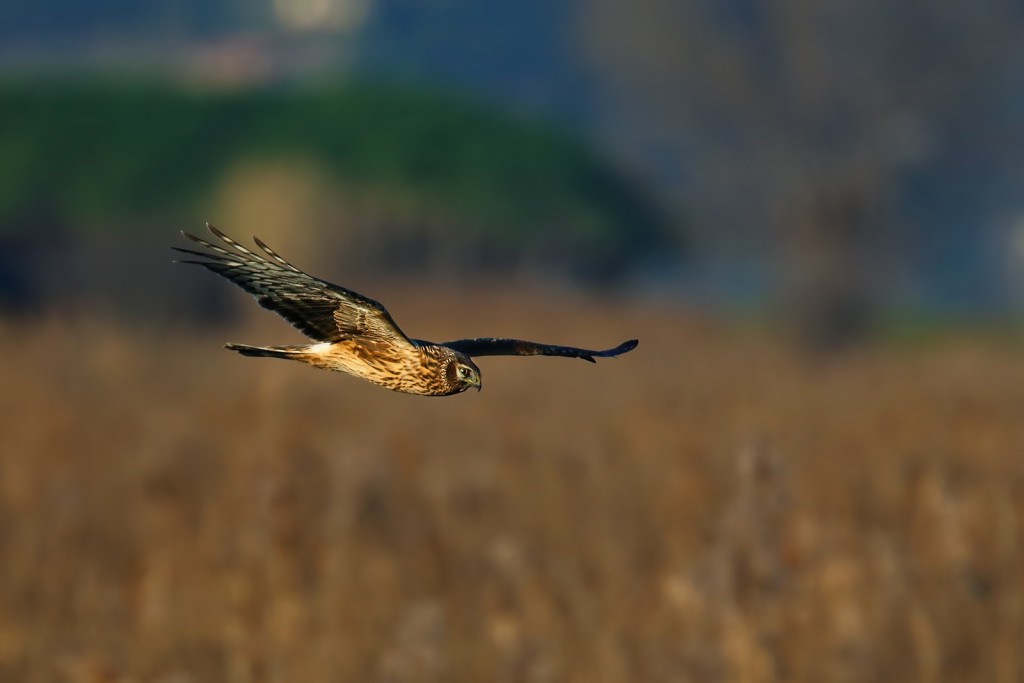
[308,342,333,354]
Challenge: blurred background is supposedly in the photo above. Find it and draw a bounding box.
[1,1,1022,681]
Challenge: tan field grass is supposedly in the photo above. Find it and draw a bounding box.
[0,290,1021,682]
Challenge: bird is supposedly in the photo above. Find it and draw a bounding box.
[174,224,638,396]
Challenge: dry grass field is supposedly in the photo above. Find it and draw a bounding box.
[0,288,1021,682]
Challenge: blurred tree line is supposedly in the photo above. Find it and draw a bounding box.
[580,0,1024,343]
[3,0,1023,338]
[0,80,671,312]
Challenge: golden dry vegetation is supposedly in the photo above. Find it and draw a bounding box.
[0,289,1022,682]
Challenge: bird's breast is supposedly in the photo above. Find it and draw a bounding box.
[306,340,453,396]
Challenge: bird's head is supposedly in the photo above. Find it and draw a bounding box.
[447,353,482,392]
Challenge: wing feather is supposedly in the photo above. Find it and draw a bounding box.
[174,224,413,346]
[438,338,638,363]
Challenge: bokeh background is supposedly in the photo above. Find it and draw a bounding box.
[1,2,1023,681]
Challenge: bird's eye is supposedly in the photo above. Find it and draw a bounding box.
[459,366,470,378]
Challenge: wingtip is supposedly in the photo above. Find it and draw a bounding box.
[603,339,638,357]
[582,339,636,362]
[170,245,195,260]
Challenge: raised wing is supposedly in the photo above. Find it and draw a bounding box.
[174,224,413,346]
[438,337,638,363]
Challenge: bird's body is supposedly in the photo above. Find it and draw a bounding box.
[226,339,468,396]
[175,225,637,396]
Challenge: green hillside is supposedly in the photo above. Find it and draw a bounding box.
[0,80,670,271]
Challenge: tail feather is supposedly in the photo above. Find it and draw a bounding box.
[225,343,305,359]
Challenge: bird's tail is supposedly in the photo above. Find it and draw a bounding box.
[224,343,307,360]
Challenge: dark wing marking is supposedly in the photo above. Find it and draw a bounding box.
[173,224,413,346]
[437,338,638,363]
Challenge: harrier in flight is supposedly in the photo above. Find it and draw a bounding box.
[175,225,637,396]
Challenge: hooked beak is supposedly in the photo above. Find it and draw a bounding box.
[469,376,482,391]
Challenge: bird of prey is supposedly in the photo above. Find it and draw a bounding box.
[174,225,638,396]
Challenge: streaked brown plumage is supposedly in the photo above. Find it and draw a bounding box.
[174,224,638,396]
